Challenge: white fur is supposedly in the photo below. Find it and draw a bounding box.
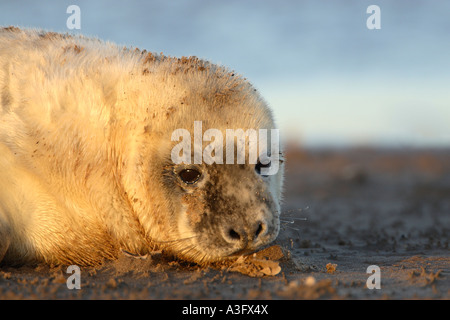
[0,27,283,265]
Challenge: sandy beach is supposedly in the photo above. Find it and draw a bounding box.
[0,147,448,300]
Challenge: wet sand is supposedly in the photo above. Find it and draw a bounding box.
[1,147,449,299]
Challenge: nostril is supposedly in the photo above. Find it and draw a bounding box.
[223,222,267,246]
[255,223,263,238]
[228,228,241,241]
[222,225,246,245]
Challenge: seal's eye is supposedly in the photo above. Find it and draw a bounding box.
[178,169,201,184]
[255,160,271,176]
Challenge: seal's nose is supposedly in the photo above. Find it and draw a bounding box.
[222,221,267,249]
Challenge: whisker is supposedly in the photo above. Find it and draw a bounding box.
[121,249,149,259]
[151,235,198,244]
[282,225,301,232]
[280,217,307,226]
[178,244,200,260]
[281,206,310,216]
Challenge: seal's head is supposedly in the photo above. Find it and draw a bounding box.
[127,56,284,264]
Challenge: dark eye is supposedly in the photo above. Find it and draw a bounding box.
[178,169,202,184]
[255,160,271,176]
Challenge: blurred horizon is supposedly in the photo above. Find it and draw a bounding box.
[1,0,449,148]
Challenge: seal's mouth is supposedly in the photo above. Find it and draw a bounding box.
[225,247,262,259]
[196,224,279,263]
[172,207,281,264]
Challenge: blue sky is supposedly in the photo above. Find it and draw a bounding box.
[1,0,449,147]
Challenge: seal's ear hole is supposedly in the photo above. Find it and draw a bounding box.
[178,169,202,184]
[255,160,271,176]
